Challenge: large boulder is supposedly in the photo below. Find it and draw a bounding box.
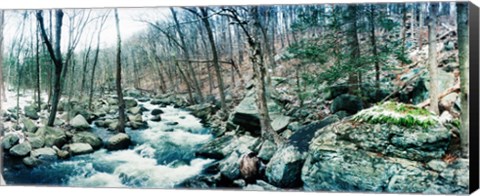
[64,143,94,155]
[69,115,91,130]
[227,91,283,136]
[124,98,138,108]
[330,94,363,114]
[151,109,164,115]
[9,142,32,157]
[257,140,277,161]
[22,118,38,133]
[196,135,260,160]
[72,131,103,149]
[301,102,465,194]
[2,133,20,150]
[30,147,57,158]
[106,133,131,150]
[218,151,242,181]
[28,136,45,149]
[271,115,290,132]
[187,104,215,121]
[24,105,39,120]
[265,145,305,188]
[35,126,67,148]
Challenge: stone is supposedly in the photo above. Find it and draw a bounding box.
[151,109,164,115]
[150,115,162,122]
[440,93,458,109]
[106,133,131,150]
[35,126,67,148]
[124,98,138,108]
[257,140,277,161]
[22,118,38,133]
[30,147,57,158]
[2,133,20,150]
[69,115,91,130]
[108,121,119,131]
[271,115,290,132]
[187,104,214,121]
[128,114,143,122]
[9,142,32,157]
[128,106,142,115]
[330,94,363,114]
[165,121,179,126]
[265,145,304,188]
[65,143,94,155]
[24,105,39,120]
[439,111,454,124]
[427,160,448,172]
[72,131,103,149]
[196,135,260,160]
[219,151,241,181]
[23,156,40,167]
[28,136,45,149]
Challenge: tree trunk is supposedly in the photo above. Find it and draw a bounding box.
[200,8,228,116]
[347,5,361,95]
[171,8,204,103]
[370,5,381,94]
[114,9,126,133]
[88,12,108,110]
[401,3,408,64]
[36,22,41,110]
[427,3,439,115]
[0,11,5,109]
[80,45,92,100]
[418,4,425,50]
[456,2,469,157]
[247,7,284,145]
[37,10,64,127]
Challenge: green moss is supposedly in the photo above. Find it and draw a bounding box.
[353,101,439,128]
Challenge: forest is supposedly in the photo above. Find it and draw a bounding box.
[0,2,471,194]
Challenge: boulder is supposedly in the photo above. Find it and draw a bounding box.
[22,118,38,133]
[108,121,119,131]
[227,91,283,136]
[23,156,40,167]
[218,151,242,181]
[30,147,57,158]
[427,160,448,172]
[151,109,164,115]
[9,142,32,157]
[2,133,20,150]
[187,104,214,121]
[106,133,131,150]
[271,115,290,132]
[35,126,67,148]
[265,145,305,188]
[124,98,138,108]
[257,140,277,161]
[150,115,162,122]
[128,106,142,115]
[330,94,363,114]
[69,115,91,130]
[72,131,103,149]
[24,105,39,120]
[130,121,148,130]
[128,114,143,122]
[28,136,45,149]
[64,143,94,155]
[196,135,260,160]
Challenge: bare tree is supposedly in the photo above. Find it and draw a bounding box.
[114,9,126,133]
[88,11,109,110]
[457,2,469,157]
[427,3,439,115]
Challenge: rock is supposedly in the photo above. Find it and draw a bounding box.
[2,133,20,150]
[23,156,40,167]
[187,104,214,121]
[151,109,164,115]
[128,106,142,115]
[165,121,179,126]
[130,121,148,130]
[257,140,277,161]
[124,89,142,98]
[150,115,162,122]
[427,160,448,172]
[28,136,45,149]
[24,105,39,120]
[64,143,94,155]
[196,135,260,160]
[124,98,138,108]
[137,97,150,102]
[265,145,304,188]
[9,142,32,157]
[287,121,302,132]
[440,93,458,109]
[288,115,339,152]
[69,115,91,130]
[219,151,241,181]
[128,114,143,122]
[22,118,38,133]
[106,133,131,150]
[35,126,67,148]
[72,131,103,149]
[330,94,363,114]
[271,115,290,132]
[227,92,283,136]
[439,111,454,124]
[108,121,119,131]
[30,147,57,158]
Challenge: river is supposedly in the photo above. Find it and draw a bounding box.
[2,89,214,188]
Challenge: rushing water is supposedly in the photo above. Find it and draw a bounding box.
[2,89,214,188]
